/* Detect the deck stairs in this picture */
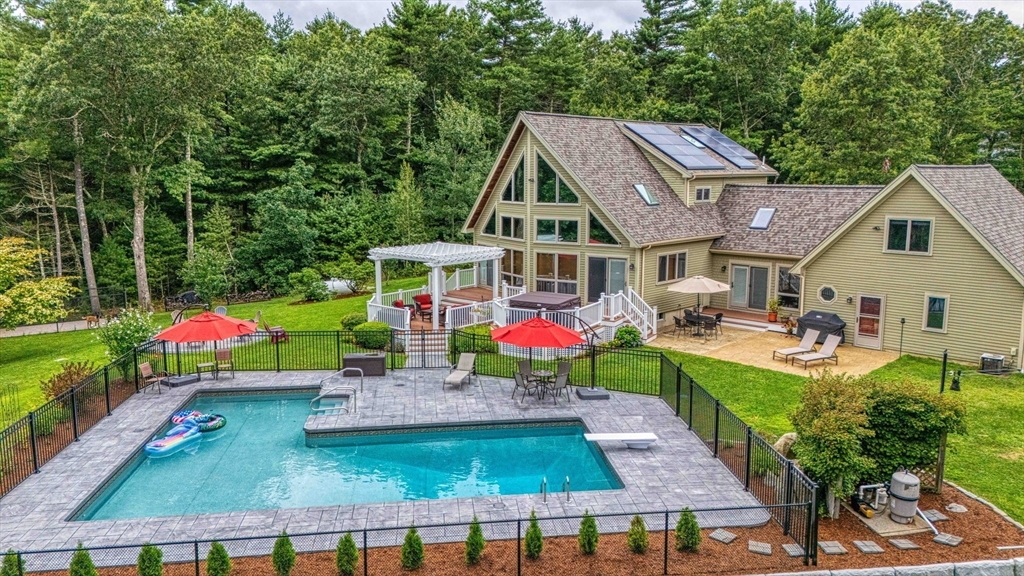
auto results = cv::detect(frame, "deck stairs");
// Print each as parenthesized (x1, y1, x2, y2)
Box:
(401, 330, 450, 368)
(719, 316, 787, 334)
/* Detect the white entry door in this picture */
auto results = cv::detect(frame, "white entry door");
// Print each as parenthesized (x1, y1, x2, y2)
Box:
(855, 295, 884, 349)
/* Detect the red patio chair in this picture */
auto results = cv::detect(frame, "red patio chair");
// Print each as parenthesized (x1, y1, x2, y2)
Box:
(263, 319, 289, 344)
(412, 294, 433, 321)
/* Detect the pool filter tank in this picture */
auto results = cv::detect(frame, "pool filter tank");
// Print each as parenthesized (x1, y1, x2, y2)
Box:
(889, 470, 920, 524)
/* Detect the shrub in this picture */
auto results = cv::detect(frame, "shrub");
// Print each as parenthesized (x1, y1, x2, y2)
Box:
(465, 516, 485, 565)
(136, 543, 162, 576)
(340, 312, 366, 331)
(353, 321, 390, 349)
(675, 508, 700, 552)
(611, 326, 643, 348)
(39, 361, 96, 401)
(206, 542, 231, 576)
(321, 257, 374, 294)
(289, 268, 330, 302)
(577, 510, 598, 555)
(626, 515, 649, 554)
(69, 544, 98, 576)
(335, 533, 359, 576)
(271, 531, 296, 576)
(1, 549, 25, 576)
(33, 402, 71, 436)
(450, 324, 498, 354)
(97, 308, 157, 358)
(524, 510, 543, 560)
(400, 525, 424, 570)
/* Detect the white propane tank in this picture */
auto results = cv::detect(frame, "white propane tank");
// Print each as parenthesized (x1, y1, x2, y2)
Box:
(889, 470, 920, 524)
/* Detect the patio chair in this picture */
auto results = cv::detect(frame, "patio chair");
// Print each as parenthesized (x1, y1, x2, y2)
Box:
(670, 316, 688, 337)
(263, 319, 289, 344)
(683, 309, 700, 332)
(214, 348, 234, 379)
(248, 310, 262, 325)
(773, 329, 820, 362)
(412, 294, 433, 321)
(139, 362, 169, 393)
(792, 334, 841, 369)
(517, 359, 538, 383)
(444, 353, 477, 389)
(714, 313, 724, 335)
(546, 367, 571, 405)
(214, 306, 227, 316)
(702, 317, 718, 341)
(511, 370, 540, 402)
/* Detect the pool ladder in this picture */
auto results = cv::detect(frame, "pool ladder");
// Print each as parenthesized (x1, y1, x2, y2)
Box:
(540, 476, 571, 503)
(320, 367, 364, 392)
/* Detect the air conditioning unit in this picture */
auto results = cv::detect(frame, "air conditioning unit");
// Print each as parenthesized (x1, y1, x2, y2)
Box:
(980, 353, 1005, 374)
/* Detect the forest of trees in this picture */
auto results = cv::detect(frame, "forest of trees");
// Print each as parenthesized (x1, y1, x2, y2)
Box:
(0, 0, 1021, 313)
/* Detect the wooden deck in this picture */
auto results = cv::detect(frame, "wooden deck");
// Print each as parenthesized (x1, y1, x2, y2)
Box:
(407, 286, 496, 330)
(700, 307, 789, 327)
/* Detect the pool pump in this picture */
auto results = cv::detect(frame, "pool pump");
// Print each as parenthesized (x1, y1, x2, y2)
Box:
(851, 482, 889, 518)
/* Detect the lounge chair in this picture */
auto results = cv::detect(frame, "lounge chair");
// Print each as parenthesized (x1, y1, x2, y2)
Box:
(511, 370, 540, 402)
(215, 348, 234, 379)
(792, 334, 841, 369)
(773, 329, 820, 362)
(263, 319, 289, 344)
(584, 433, 659, 449)
(444, 353, 476, 389)
(139, 362, 169, 393)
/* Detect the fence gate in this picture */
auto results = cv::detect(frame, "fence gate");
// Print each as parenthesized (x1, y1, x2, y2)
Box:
(398, 330, 451, 369)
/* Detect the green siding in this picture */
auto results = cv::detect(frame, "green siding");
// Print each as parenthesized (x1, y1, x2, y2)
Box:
(708, 254, 801, 311)
(642, 240, 715, 325)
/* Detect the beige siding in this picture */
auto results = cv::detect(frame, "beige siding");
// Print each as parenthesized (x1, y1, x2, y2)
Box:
(471, 131, 636, 303)
(706, 253, 801, 311)
(691, 175, 773, 205)
(638, 148, 690, 204)
(642, 240, 715, 324)
(801, 178, 1024, 363)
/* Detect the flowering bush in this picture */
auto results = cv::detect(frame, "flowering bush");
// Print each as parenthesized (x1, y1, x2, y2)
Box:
(97, 308, 157, 358)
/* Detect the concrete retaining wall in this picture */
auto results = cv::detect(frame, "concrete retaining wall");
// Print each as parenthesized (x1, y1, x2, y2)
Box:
(763, 559, 1024, 576)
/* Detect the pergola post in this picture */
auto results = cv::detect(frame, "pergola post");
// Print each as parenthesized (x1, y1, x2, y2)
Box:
(492, 258, 500, 299)
(432, 265, 442, 331)
(374, 259, 383, 301)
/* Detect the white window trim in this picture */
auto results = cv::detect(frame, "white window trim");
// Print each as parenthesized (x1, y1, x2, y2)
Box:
(695, 187, 712, 203)
(883, 216, 934, 256)
(776, 266, 801, 310)
(534, 217, 581, 245)
(534, 152, 581, 206)
(817, 284, 837, 304)
(655, 250, 688, 285)
(534, 251, 580, 294)
(480, 208, 497, 237)
(499, 215, 526, 242)
(922, 293, 950, 333)
(500, 154, 527, 204)
(587, 210, 621, 246)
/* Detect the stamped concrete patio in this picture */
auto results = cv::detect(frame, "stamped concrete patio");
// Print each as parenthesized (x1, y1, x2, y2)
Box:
(0, 370, 765, 553)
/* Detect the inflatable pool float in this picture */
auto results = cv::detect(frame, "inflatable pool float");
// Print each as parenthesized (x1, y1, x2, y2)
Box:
(144, 420, 200, 457)
(193, 413, 226, 433)
(170, 410, 202, 425)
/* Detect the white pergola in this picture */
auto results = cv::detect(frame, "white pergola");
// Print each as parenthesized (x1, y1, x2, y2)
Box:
(368, 242, 506, 330)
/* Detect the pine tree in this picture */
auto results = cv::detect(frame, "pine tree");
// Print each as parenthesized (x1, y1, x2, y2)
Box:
(69, 544, 98, 576)
(206, 542, 231, 576)
(400, 525, 424, 570)
(136, 543, 162, 576)
(389, 161, 428, 246)
(335, 533, 359, 576)
(675, 507, 701, 552)
(524, 510, 543, 560)
(577, 510, 598, 555)
(465, 516, 486, 565)
(1, 550, 25, 576)
(626, 515, 649, 554)
(271, 531, 295, 576)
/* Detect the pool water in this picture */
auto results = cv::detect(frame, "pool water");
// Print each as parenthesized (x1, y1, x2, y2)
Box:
(78, 394, 619, 520)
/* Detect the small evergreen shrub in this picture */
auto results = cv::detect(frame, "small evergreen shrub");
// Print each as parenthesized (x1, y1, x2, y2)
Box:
(465, 516, 485, 565)
(206, 542, 231, 576)
(524, 510, 543, 560)
(577, 510, 598, 555)
(400, 525, 424, 570)
(675, 508, 701, 552)
(136, 543, 162, 576)
(626, 515, 649, 554)
(335, 533, 359, 576)
(69, 543, 98, 576)
(271, 531, 296, 576)
(611, 326, 643, 348)
(340, 312, 366, 331)
(353, 321, 391, 349)
(1, 549, 25, 576)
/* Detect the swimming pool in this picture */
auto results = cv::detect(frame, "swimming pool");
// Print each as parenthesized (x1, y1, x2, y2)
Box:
(77, 393, 620, 520)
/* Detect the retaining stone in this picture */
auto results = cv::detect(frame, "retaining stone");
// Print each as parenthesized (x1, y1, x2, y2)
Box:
(953, 560, 1016, 576)
(1014, 558, 1024, 576)
(831, 568, 896, 576)
(765, 571, 830, 576)
(894, 564, 955, 576)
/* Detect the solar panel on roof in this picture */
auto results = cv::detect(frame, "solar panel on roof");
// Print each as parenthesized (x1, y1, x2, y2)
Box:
(680, 126, 759, 170)
(624, 123, 725, 171)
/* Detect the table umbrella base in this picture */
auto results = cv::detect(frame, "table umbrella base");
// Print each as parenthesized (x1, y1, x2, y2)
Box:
(576, 387, 610, 400)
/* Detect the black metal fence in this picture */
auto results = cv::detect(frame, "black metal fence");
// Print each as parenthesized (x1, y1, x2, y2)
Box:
(8, 504, 813, 575)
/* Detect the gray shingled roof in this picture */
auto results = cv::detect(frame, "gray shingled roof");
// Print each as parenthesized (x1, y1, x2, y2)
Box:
(521, 112, 726, 245)
(915, 165, 1024, 278)
(711, 184, 882, 256)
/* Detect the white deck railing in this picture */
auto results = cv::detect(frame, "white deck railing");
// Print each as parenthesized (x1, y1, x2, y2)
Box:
(445, 267, 478, 292)
(502, 282, 526, 299)
(367, 300, 411, 330)
(627, 286, 658, 338)
(378, 286, 427, 307)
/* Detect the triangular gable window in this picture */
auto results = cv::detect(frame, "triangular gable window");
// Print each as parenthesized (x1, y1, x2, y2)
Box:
(588, 212, 619, 245)
(501, 156, 525, 202)
(483, 209, 497, 235)
(536, 153, 578, 204)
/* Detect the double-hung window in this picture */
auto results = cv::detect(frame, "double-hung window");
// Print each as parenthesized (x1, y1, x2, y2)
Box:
(536, 253, 579, 294)
(536, 154, 579, 204)
(657, 252, 686, 283)
(536, 219, 578, 243)
(777, 267, 801, 309)
(695, 187, 711, 202)
(886, 218, 932, 254)
(501, 157, 525, 203)
(500, 216, 524, 240)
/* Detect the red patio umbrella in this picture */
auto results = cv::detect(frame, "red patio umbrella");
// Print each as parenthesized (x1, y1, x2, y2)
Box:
(155, 311, 257, 343)
(491, 317, 586, 348)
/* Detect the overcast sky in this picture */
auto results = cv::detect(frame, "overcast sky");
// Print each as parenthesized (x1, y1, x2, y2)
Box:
(246, 0, 1023, 33)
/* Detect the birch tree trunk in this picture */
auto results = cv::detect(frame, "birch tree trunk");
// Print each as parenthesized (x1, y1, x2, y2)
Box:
(42, 166, 63, 277)
(129, 165, 152, 311)
(73, 117, 102, 315)
(185, 133, 194, 260)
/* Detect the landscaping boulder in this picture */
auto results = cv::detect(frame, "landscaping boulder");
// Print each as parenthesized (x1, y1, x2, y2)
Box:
(773, 432, 798, 458)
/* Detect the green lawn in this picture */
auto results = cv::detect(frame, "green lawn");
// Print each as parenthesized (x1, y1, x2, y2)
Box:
(0, 276, 426, 422)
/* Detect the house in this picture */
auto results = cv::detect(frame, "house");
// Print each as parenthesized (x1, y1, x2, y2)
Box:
(463, 112, 1024, 367)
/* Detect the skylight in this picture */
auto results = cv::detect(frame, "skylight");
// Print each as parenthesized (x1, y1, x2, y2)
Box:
(750, 208, 776, 230)
(634, 184, 659, 206)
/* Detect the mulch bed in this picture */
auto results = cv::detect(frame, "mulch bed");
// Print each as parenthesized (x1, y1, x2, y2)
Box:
(25, 487, 1024, 576)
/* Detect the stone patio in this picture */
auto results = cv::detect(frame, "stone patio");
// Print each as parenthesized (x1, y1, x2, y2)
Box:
(0, 370, 766, 553)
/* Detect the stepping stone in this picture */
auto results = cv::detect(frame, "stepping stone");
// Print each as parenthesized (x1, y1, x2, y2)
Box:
(782, 543, 805, 557)
(854, 540, 885, 554)
(709, 528, 737, 544)
(933, 533, 963, 547)
(818, 541, 848, 555)
(945, 503, 968, 514)
(748, 540, 772, 556)
(922, 509, 949, 522)
(889, 539, 921, 550)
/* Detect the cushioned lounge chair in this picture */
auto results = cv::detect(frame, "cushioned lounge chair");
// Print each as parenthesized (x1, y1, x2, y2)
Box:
(444, 353, 476, 389)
